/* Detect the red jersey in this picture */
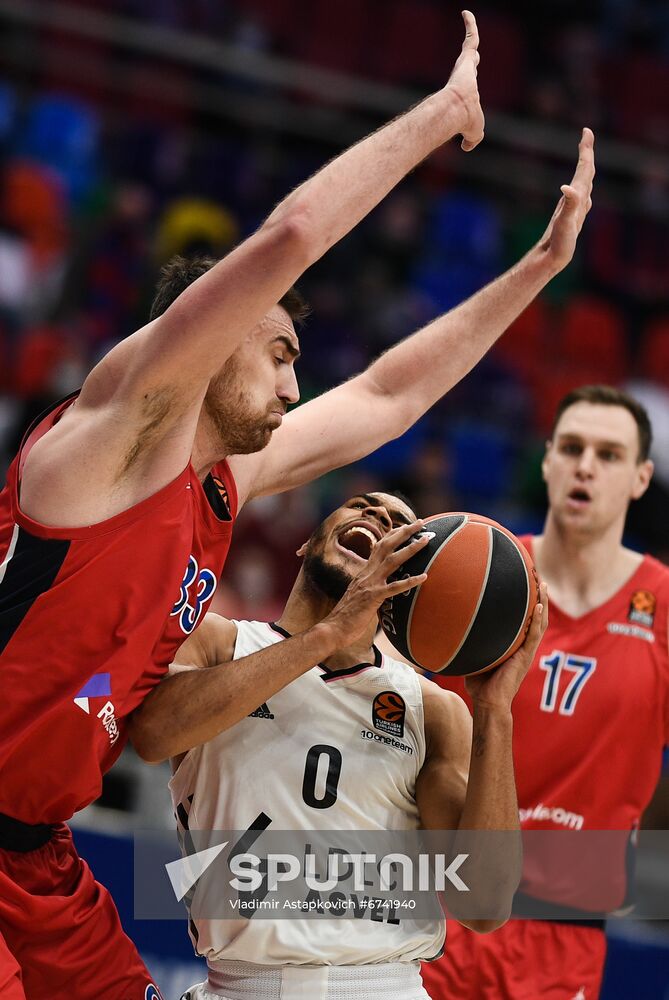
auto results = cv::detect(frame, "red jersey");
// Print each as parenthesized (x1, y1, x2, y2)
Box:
(0, 394, 238, 824)
(434, 536, 669, 910)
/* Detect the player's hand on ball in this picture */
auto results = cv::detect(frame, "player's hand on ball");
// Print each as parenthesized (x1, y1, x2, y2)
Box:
(538, 128, 595, 272)
(464, 582, 548, 710)
(444, 10, 484, 152)
(325, 521, 429, 645)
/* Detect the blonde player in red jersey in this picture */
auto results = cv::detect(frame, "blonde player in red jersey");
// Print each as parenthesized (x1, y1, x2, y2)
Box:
(421, 384, 669, 1000)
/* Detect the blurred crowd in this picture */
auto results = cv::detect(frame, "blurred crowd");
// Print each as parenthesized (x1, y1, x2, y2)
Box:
(1, 0, 669, 633)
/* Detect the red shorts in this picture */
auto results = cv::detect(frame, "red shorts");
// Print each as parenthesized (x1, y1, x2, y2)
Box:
(421, 918, 607, 1000)
(0, 822, 164, 1000)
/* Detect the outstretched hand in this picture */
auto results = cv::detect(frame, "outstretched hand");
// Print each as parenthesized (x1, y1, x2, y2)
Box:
(538, 128, 595, 272)
(325, 521, 429, 647)
(445, 10, 485, 152)
(465, 582, 548, 710)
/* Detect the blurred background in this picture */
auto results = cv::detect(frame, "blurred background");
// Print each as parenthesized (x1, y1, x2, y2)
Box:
(0, 0, 668, 995)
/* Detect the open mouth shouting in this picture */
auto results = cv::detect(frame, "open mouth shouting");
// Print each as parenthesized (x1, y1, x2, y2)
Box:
(566, 487, 592, 510)
(335, 521, 383, 562)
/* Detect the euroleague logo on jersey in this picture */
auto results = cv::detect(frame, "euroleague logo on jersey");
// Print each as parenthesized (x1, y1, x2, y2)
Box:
(628, 589, 656, 629)
(145, 986, 163, 1000)
(372, 690, 406, 738)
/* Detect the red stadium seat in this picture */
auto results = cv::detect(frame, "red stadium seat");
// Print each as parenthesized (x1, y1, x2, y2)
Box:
(37, 0, 113, 105)
(374, 1, 454, 89)
(475, 11, 524, 110)
(0, 321, 9, 391)
(557, 296, 628, 385)
(640, 317, 669, 389)
(533, 370, 603, 436)
(2, 161, 68, 261)
(289, 0, 375, 75)
(606, 54, 669, 144)
(13, 326, 67, 398)
(241, 0, 302, 48)
(493, 298, 552, 385)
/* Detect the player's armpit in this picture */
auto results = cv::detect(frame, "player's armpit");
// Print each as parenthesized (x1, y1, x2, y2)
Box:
(176, 612, 239, 669)
(128, 620, 340, 763)
(128, 614, 238, 759)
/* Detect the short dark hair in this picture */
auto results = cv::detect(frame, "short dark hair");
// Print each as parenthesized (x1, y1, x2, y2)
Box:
(149, 254, 310, 324)
(387, 489, 420, 519)
(552, 385, 652, 462)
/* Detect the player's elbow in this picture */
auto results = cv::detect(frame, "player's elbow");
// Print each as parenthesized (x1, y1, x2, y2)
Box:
(127, 716, 169, 765)
(363, 368, 422, 439)
(134, 744, 167, 766)
(262, 205, 314, 269)
(457, 914, 510, 934)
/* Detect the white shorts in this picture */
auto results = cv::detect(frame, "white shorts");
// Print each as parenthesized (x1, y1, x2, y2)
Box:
(180, 960, 431, 1000)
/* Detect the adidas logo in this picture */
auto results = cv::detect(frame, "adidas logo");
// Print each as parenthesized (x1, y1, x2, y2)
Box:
(249, 702, 274, 720)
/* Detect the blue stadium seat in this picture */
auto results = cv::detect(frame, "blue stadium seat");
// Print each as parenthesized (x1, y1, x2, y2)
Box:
(359, 422, 427, 476)
(0, 81, 16, 143)
(412, 192, 501, 312)
(449, 422, 515, 504)
(17, 95, 99, 202)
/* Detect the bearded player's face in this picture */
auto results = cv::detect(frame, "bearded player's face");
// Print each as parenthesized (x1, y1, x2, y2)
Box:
(299, 493, 418, 601)
(205, 305, 300, 454)
(542, 402, 653, 537)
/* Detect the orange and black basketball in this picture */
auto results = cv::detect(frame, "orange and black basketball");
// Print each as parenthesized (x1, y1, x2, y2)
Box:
(381, 512, 538, 676)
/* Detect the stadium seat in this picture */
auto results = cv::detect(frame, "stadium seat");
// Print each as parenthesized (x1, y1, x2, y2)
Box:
(449, 422, 515, 503)
(241, 0, 302, 48)
(13, 325, 68, 398)
(557, 296, 628, 385)
(640, 317, 669, 389)
(533, 370, 604, 436)
(475, 11, 524, 109)
(2, 161, 68, 262)
(17, 95, 99, 202)
(290, 0, 374, 76)
(0, 320, 9, 390)
(359, 421, 427, 476)
(37, 24, 112, 107)
(374, 0, 453, 89)
(493, 298, 552, 386)
(412, 191, 500, 312)
(0, 82, 16, 144)
(605, 53, 669, 144)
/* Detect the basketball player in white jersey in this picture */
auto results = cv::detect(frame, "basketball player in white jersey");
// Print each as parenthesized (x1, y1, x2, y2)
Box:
(130, 493, 547, 1000)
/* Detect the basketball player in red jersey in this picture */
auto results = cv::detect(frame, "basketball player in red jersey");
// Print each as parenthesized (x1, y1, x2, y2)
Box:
(0, 10, 595, 995)
(421, 385, 668, 1000)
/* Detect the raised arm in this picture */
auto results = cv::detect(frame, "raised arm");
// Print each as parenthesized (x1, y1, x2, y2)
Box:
(22, 13, 484, 522)
(99, 9, 484, 407)
(415, 588, 548, 932)
(233, 131, 595, 504)
(129, 520, 429, 762)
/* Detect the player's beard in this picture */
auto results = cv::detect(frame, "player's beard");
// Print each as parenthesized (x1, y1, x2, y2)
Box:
(205, 360, 274, 455)
(303, 527, 352, 602)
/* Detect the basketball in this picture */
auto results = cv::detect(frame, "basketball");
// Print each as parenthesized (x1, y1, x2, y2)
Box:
(381, 512, 538, 676)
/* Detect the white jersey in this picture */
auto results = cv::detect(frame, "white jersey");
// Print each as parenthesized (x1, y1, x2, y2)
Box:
(169, 619, 445, 967)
